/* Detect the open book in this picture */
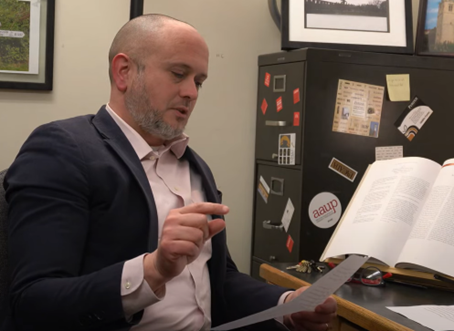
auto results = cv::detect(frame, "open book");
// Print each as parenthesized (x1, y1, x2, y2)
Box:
(321, 157, 454, 278)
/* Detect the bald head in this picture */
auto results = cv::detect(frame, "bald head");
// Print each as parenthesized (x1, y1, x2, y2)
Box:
(108, 14, 194, 83)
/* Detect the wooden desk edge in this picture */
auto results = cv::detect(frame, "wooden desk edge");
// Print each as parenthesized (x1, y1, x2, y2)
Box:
(260, 264, 413, 331)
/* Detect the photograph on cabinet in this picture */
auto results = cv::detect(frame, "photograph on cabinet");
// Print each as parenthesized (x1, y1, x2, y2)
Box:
(416, 0, 454, 56)
(305, 0, 390, 33)
(281, 0, 413, 53)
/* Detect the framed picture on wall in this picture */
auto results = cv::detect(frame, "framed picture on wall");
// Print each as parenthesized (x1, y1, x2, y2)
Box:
(281, 0, 414, 54)
(416, 0, 454, 56)
(0, 0, 55, 91)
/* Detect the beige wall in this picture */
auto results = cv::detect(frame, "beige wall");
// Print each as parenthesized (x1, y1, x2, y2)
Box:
(0, 0, 422, 274)
(0, 0, 129, 168)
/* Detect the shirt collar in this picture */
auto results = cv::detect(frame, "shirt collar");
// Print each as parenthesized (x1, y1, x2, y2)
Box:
(105, 103, 189, 160)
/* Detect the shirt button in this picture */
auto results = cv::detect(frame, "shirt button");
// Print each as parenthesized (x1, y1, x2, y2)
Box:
(125, 281, 131, 289)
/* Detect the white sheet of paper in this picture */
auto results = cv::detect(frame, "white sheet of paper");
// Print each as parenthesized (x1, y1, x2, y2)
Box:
(387, 305, 454, 331)
(281, 198, 295, 232)
(211, 255, 369, 331)
(375, 146, 403, 161)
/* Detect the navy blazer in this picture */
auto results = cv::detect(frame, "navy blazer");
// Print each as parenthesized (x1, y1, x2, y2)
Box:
(4, 107, 288, 331)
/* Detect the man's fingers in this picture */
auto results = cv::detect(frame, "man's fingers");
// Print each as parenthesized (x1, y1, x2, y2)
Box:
(176, 213, 210, 240)
(179, 202, 229, 216)
(315, 297, 337, 314)
(208, 219, 226, 239)
(160, 240, 200, 259)
(161, 226, 205, 246)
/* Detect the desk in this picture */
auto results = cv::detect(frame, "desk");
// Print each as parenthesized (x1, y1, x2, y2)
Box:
(260, 263, 454, 331)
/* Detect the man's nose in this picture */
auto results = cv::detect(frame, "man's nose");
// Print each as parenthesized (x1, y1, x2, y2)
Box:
(180, 80, 199, 100)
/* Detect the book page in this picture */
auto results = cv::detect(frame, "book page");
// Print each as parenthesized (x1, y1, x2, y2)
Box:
(387, 305, 454, 331)
(322, 157, 440, 266)
(397, 159, 454, 277)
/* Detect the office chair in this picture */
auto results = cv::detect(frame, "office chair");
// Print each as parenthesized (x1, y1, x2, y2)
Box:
(0, 169, 12, 329)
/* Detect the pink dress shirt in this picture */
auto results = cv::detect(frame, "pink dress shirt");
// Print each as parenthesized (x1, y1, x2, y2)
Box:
(105, 104, 291, 331)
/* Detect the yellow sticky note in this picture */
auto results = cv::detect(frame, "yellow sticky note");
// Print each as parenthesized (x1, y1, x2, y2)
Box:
(386, 74, 410, 102)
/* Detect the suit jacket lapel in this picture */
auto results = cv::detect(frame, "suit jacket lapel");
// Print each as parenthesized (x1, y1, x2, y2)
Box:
(92, 106, 159, 251)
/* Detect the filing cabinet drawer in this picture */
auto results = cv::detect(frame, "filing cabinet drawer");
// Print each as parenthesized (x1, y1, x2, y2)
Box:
(255, 62, 304, 164)
(253, 164, 301, 263)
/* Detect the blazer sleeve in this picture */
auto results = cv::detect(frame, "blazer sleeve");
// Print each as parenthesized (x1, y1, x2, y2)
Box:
(5, 123, 141, 331)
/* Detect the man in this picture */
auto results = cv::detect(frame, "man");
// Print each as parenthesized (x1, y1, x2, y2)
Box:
(4, 14, 336, 331)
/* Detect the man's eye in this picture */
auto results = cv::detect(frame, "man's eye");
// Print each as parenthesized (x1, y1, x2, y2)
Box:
(196, 82, 203, 89)
(172, 72, 184, 79)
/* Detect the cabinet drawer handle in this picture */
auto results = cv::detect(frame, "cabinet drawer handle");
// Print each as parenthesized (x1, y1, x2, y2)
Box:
(265, 120, 287, 127)
(270, 177, 284, 196)
(263, 220, 284, 231)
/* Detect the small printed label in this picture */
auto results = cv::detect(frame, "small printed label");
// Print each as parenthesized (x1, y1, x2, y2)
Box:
(293, 112, 300, 126)
(286, 235, 294, 253)
(328, 157, 358, 182)
(375, 146, 403, 161)
(257, 176, 270, 203)
(276, 96, 283, 112)
(293, 88, 300, 104)
(260, 176, 270, 194)
(261, 99, 268, 115)
(309, 192, 342, 229)
(278, 133, 296, 165)
(395, 96, 433, 142)
(280, 198, 295, 232)
(264, 72, 271, 87)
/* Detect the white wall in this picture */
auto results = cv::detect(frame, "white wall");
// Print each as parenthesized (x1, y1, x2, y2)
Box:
(0, 0, 423, 274)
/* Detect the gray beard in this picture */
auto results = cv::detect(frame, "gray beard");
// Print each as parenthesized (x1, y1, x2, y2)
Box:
(125, 75, 185, 141)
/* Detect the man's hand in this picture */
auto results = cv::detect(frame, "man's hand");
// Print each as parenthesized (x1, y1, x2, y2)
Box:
(283, 286, 337, 331)
(143, 203, 228, 293)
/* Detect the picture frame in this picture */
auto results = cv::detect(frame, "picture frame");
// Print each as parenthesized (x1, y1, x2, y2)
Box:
(416, 0, 454, 57)
(130, 0, 144, 20)
(0, 0, 55, 91)
(281, 0, 413, 54)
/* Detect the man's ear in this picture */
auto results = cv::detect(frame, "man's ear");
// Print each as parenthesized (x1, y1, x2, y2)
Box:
(111, 53, 132, 92)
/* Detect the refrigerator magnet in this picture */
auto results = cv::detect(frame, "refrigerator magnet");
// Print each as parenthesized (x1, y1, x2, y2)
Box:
(280, 198, 295, 232)
(309, 192, 342, 229)
(257, 176, 270, 203)
(261, 98, 268, 115)
(276, 96, 283, 112)
(293, 112, 300, 126)
(293, 88, 300, 104)
(286, 235, 294, 253)
(278, 133, 296, 165)
(375, 146, 403, 161)
(264, 72, 271, 87)
(328, 157, 358, 182)
(395, 96, 433, 142)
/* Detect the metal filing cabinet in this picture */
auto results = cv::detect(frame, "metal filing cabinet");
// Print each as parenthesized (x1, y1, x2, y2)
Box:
(250, 48, 454, 281)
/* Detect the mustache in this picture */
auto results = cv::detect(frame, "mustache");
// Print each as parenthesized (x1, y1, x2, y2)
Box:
(170, 101, 191, 109)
